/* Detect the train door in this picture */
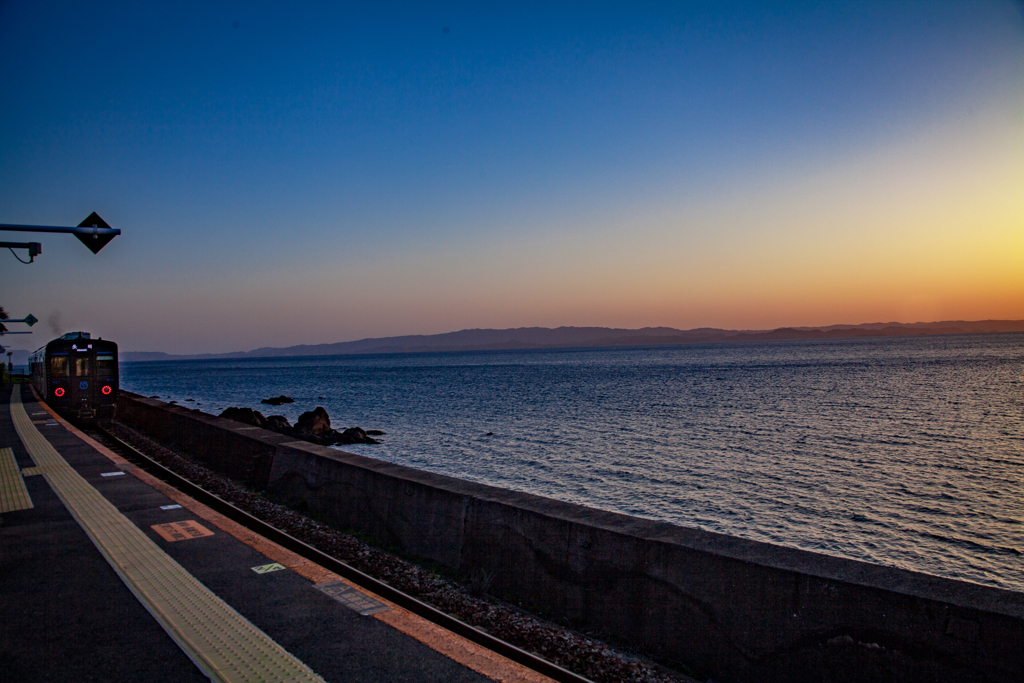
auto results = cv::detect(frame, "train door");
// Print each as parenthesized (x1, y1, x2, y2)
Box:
(70, 346, 96, 418)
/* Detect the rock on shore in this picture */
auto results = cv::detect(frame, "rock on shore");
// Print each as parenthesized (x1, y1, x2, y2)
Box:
(218, 406, 379, 446)
(261, 395, 295, 406)
(218, 407, 265, 426)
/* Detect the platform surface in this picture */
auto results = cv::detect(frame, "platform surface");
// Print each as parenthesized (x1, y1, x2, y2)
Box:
(1, 384, 546, 683)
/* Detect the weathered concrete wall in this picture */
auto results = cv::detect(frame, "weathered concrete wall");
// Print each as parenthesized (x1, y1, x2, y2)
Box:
(118, 391, 282, 488)
(119, 392, 1024, 682)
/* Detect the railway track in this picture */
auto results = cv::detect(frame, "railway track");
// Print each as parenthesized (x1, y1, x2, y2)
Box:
(89, 424, 595, 683)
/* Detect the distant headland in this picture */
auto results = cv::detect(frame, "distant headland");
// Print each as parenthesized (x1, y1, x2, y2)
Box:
(120, 319, 1024, 362)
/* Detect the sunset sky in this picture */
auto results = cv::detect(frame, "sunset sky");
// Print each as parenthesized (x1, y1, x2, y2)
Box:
(2, 1, 1022, 355)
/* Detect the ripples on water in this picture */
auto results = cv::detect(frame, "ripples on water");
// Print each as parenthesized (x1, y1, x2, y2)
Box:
(121, 334, 1024, 591)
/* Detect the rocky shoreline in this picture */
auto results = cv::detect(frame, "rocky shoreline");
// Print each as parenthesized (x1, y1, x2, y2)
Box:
(219, 404, 381, 447)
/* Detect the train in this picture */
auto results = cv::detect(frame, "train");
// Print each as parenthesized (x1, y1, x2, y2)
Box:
(29, 332, 118, 421)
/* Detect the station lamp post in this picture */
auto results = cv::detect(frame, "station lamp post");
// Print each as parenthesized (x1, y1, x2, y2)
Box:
(1, 211, 120, 263)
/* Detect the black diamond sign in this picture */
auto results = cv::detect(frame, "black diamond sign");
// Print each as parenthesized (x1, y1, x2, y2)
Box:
(76, 212, 117, 254)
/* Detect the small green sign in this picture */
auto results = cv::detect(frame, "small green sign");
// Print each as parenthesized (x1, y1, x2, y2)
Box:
(24, 314, 37, 327)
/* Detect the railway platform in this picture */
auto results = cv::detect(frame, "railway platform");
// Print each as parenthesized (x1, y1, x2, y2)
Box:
(0, 384, 550, 683)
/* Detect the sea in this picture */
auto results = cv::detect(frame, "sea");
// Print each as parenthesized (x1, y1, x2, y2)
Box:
(120, 333, 1024, 592)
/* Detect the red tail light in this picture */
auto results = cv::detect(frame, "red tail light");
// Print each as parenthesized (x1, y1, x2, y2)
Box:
(102, 385, 112, 395)
(54, 387, 65, 397)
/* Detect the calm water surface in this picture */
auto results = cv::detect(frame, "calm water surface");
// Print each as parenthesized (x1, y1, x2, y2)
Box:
(121, 335, 1024, 591)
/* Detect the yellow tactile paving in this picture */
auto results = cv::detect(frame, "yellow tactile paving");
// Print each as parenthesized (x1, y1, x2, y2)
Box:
(9, 387, 325, 683)
(1, 446, 34, 512)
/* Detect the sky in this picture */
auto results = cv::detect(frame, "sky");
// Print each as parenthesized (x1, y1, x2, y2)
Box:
(1, 1, 1022, 355)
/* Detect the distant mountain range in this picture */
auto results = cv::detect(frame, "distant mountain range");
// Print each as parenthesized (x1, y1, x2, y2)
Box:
(116, 319, 1024, 363)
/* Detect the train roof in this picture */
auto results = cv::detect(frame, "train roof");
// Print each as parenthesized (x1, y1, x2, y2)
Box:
(31, 333, 118, 357)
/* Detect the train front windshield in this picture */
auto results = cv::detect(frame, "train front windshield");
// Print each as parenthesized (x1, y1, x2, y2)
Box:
(49, 355, 69, 377)
(96, 353, 115, 377)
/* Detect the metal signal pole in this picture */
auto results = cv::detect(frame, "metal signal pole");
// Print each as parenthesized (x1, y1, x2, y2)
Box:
(1, 212, 121, 262)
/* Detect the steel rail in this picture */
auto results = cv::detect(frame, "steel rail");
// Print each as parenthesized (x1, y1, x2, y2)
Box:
(92, 425, 594, 683)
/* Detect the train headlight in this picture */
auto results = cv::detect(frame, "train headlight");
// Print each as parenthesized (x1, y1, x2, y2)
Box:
(102, 385, 112, 395)
(54, 387, 65, 397)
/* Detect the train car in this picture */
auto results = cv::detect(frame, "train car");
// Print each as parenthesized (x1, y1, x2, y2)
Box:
(29, 332, 118, 421)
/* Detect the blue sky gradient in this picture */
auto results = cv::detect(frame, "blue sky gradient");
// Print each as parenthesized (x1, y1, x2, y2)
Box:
(2, 1, 1022, 353)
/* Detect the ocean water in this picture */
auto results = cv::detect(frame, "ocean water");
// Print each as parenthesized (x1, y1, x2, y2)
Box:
(120, 334, 1024, 592)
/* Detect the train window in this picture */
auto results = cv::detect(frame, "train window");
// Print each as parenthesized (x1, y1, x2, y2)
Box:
(75, 357, 91, 377)
(49, 356, 69, 377)
(96, 354, 116, 376)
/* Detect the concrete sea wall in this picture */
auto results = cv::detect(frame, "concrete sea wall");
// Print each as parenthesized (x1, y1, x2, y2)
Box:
(118, 392, 1023, 682)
